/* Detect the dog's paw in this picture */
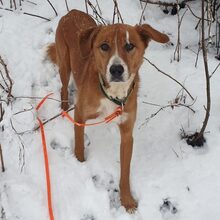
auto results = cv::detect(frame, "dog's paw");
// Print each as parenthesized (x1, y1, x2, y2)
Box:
(121, 195, 138, 214)
(160, 198, 178, 219)
(92, 174, 121, 209)
(75, 153, 85, 162)
(50, 138, 70, 152)
(81, 214, 95, 220)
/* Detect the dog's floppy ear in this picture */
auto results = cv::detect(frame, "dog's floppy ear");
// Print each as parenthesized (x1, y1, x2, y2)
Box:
(136, 24, 169, 47)
(79, 26, 101, 58)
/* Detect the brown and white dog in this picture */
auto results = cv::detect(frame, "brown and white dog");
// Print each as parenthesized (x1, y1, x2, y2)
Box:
(47, 9, 169, 213)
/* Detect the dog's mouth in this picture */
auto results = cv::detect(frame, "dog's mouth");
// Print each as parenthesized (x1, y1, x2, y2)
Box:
(99, 73, 135, 101)
(110, 76, 124, 82)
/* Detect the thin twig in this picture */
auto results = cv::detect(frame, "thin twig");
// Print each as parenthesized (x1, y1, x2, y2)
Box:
(0, 70, 9, 90)
(65, 0, 69, 12)
(140, 0, 194, 7)
(195, 45, 201, 67)
(112, 0, 124, 24)
(13, 106, 34, 116)
(95, 0, 102, 15)
(85, 0, 89, 14)
(26, 1, 37, 6)
(139, 1, 148, 25)
(0, 56, 13, 101)
(0, 144, 5, 172)
(174, 7, 188, 61)
(186, 3, 211, 22)
(34, 106, 75, 131)
(0, 103, 5, 122)
(196, 0, 211, 139)
(87, 0, 106, 25)
(0, 7, 51, 21)
(9, 106, 74, 135)
(10, 119, 26, 172)
(144, 57, 194, 100)
(209, 62, 220, 78)
(23, 12, 51, 21)
(139, 101, 194, 129)
(140, 91, 195, 128)
(143, 100, 195, 113)
(13, 0, 16, 10)
(46, 0, 58, 16)
(14, 95, 66, 103)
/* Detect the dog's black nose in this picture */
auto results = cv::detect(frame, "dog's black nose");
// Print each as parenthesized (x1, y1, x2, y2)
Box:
(110, 64, 124, 78)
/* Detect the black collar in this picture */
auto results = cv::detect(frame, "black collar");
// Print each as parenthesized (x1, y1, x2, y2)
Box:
(99, 74, 135, 106)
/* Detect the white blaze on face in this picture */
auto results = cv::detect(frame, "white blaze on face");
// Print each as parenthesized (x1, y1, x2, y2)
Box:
(106, 31, 135, 99)
(106, 30, 129, 83)
(126, 30, 130, 44)
(104, 30, 135, 99)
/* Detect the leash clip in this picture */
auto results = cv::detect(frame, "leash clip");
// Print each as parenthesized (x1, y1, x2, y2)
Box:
(121, 102, 124, 111)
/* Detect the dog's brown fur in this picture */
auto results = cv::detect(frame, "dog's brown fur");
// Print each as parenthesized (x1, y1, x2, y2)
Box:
(47, 9, 169, 213)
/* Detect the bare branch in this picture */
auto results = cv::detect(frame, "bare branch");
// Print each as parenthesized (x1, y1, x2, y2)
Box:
(0, 103, 5, 122)
(14, 95, 65, 103)
(112, 0, 124, 24)
(0, 144, 5, 172)
(46, 0, 58, 16)
(13, 0, 16, 10)
(85, 0, 89, 14)
(140, 90, 196, 129)
(10, 118, 26, 172)
(11, 106, 75, 135)
(0, 56, 13, 101)
(185, 0, 211, 147)
(144, 57, 194, 100)
(34, 106, 75, 131)
(209, 62, 220, 78)
(140, 0, 195, 7)
(139, 1, 148, 25)
(86, 0, 106, 25)
(196, 0, 211, 138)
(0, 7, 51, 21)
(174, 5, 188, 61)
(139, 100, 195, 129)
(23, 12, 51, 21)
(186, 3, 211, 22)
(65, 0, 69, 12)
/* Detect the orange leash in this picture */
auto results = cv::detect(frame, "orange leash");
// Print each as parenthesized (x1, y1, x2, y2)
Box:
(61, 106, 122, 126)
(36, 93, 123, 220)
(36, 93, 55, 220)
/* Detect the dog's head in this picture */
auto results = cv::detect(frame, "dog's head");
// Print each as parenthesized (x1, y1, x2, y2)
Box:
(80, 24, 169, 99)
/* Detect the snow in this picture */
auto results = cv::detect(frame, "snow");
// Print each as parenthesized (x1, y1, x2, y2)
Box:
(0, 1, 220, 220)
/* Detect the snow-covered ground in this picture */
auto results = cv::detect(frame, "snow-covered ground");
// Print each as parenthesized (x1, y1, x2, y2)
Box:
(0, 1, 220, 220)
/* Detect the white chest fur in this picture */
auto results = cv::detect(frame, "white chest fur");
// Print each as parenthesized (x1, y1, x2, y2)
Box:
(97, 98, 128, 124)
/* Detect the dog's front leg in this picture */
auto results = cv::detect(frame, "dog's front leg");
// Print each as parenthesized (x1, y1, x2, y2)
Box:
(74, 108, 85, 162)
(119, 117, 137, 213)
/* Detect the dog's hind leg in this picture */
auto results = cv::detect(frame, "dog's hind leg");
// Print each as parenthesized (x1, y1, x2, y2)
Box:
(59, 64, 71, 110)
(57, 45, 71, 111)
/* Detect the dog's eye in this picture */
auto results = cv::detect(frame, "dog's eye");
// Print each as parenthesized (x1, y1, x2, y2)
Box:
(125, 43, 135, 52)
(100, 43, 110, 51)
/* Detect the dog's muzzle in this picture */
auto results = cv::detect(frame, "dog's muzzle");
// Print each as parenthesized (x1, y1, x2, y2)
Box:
(110, 64, 124, 82)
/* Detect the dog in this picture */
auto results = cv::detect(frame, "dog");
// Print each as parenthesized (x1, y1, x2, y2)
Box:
(47, 9, 169, 213)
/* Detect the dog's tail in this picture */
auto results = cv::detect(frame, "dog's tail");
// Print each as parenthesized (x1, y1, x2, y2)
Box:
(47, 43, 57, 64)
